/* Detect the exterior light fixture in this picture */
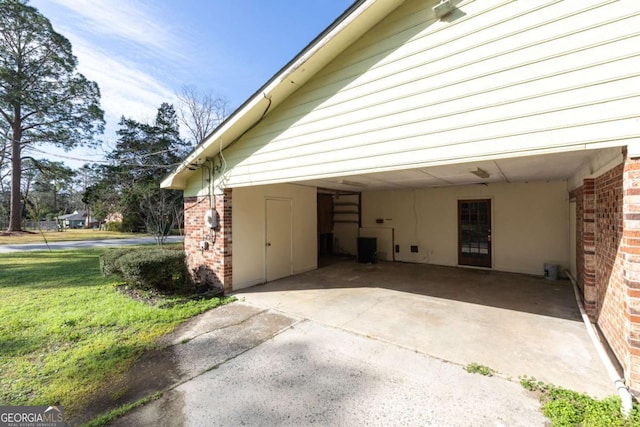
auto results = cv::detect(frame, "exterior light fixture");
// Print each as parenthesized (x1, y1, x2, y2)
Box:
(433, 0, 454, 19)
(470, 168, 490, 179)
(338, 179, 367, 188)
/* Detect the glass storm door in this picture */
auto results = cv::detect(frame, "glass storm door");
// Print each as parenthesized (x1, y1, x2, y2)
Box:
(458, 199, 492, 268)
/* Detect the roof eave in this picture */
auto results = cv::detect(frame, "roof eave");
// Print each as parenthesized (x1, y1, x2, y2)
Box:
(162, 0, 406, 190)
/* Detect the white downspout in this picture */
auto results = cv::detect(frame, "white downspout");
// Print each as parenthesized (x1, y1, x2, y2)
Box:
(565, 270, 634, 416)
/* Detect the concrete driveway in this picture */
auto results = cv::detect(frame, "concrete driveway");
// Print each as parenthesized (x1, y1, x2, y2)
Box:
(237, 259, 613, 398)
(112, 303, 546, 427)
(109, 259, 614, 426)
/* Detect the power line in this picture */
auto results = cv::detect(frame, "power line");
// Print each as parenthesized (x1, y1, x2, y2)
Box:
(27, 146, 111, 164)
(1, 132, 187, 169)
(25, 146, 183, 169)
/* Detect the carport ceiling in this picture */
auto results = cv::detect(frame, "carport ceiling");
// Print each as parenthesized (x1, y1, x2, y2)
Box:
(298, 147, 621, 192)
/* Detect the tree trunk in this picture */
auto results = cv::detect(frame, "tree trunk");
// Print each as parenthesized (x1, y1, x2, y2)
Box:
(8, 129, 22, 231)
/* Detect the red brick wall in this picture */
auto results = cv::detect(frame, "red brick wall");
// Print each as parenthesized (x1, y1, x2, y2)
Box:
(583, 179, 597, 317)
(572, 179, 597, 318)
(570, 187, 584, 293)
(622, 157, 640, 394)
(572, 156, 640, 395)
(594, 164, 627, 372)
(183, 189, 232, 294)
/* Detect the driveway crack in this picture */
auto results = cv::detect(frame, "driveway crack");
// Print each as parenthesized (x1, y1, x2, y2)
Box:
(167, 317, 304, 391)
(338, 296, 387, 328)
(167, 306, 270, 347)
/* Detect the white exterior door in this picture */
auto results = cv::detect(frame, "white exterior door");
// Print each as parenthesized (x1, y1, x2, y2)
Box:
(265, 199, 292, 282)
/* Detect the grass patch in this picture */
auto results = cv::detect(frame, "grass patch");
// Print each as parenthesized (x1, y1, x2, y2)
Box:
(0, 229, 145, 245)
(0, 248, 234, 418)
(81, 392, 162, 427)
(464, 362, 495, 376)
(519, 375, 640, 426)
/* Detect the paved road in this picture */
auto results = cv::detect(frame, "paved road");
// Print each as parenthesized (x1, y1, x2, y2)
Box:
(0, 235, 183, 253)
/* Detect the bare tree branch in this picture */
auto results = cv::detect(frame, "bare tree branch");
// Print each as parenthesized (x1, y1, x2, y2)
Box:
(176, 85, 229, 146)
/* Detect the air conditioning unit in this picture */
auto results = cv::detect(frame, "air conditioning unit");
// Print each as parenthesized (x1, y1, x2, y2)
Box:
(433, 0, 454, 19)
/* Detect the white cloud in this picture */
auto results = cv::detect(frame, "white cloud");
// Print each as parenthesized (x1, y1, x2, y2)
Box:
(73, 40, 175, 120)
(25, 0, 222, 167)
(45, 0, 185, 60)
(30, 1, 183, 128)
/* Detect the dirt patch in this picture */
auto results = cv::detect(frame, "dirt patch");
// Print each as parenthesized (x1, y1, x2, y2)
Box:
(68, 345, 183, 426)
(114, 284, 167, 306)
(114, 284, 224, 307)
(0, 230, 36, 237)
(69, 304, 293, 426)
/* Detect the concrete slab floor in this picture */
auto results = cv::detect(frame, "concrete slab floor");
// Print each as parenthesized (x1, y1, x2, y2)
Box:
(235, 259, 614, 398)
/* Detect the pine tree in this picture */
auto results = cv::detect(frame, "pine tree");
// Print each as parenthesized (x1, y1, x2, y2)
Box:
(0, 0, 104, 231)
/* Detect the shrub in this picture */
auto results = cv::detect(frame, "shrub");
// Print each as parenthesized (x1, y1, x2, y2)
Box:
(99, 248, 135, 276)
(519, 376, 640, 426)
(104, 221, 124, 232)
(118, 249, 193, 293)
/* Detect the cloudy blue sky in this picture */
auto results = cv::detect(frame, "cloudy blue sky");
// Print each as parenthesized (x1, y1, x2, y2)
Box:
(28, 0, 353, 167)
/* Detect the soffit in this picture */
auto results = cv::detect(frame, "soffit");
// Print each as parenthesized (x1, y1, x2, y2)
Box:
(297, 147, 622, 192)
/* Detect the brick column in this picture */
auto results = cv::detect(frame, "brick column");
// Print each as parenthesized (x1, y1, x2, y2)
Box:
(583, 178, 597, 319)
(218, 189, 233, 293)
(623, 157, 640, 394)
(183, 189, 233, 294)
(569, 188, 585, 293)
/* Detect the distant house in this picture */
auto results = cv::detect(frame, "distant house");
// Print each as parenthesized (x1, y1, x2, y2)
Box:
(163, 0, 640, 394)
(57, 210, 88, 229)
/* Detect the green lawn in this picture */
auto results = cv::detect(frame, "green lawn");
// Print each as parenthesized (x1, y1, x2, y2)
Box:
(0, 248, 232, 417)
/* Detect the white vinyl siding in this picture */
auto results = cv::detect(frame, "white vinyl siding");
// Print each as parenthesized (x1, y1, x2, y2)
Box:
(219, 0, 640, 188)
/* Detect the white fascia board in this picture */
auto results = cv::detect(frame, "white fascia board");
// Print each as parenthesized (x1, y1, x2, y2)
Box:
(627, 141, 640, 158)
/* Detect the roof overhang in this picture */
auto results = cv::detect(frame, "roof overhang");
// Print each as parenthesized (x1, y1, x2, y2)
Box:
(161, 0, 407, 189)
(294, 146, 625, 192)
